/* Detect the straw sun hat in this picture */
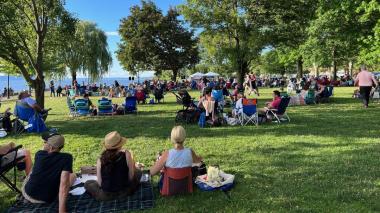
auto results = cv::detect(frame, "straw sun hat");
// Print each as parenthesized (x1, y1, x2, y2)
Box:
(103, 131, 127, 150)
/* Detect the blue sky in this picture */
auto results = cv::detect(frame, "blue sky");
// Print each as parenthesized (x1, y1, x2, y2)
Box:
(65, 0, 184, 77)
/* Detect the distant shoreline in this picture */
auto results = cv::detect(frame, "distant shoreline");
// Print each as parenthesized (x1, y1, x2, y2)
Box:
(0, 76, 153, 92)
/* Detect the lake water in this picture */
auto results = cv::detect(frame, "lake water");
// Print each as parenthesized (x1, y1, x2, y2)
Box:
(0, 76, 153, 92)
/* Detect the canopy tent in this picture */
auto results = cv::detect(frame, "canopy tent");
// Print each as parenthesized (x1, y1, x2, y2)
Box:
(189, 72, 205, 80)
(204, 72, 220, 77)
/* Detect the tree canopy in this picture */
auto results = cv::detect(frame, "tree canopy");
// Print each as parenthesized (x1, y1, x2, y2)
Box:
(0, 0, 76, 107)
(117, 1, 199, 81)
(62, 21, 112, 83)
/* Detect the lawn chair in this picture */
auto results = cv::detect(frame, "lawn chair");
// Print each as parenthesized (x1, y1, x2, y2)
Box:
(74, 99, 90, 116)
(237, 98, 258, 126)
(267, 97, 291, 124)
(160, 167, 193, 196)
(136, 90, 146, 104)
(97, 98, 113, 116)
(13, 101, 45, 134)
(304, 89, 316, 105)
(66, 97, 77, 117)
(0, 145, 25, 194)
(212, 89, 224, 112)
(124, 96, 137, 114)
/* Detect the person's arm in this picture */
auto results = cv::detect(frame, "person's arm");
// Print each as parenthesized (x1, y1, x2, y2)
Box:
(372, 75, 378, 87)
(191, 149, 202, 163)
(354, 74, 359, 86)
(96, 159, 102, 186)
(58, 171, 70, 213)
(150, 151, 168, 176)
(31, 104, 44, 113)
(125, 150, 135, 182)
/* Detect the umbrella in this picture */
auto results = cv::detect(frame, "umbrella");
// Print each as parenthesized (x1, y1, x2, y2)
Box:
(190, 72, 205, 79)
(205, 72, 220, 77)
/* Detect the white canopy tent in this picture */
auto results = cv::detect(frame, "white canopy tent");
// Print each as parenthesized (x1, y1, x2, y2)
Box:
(205, 72, 220, 77)
(189, 72, 205, 80)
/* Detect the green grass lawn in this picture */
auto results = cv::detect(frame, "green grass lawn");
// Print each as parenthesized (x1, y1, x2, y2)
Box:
(1, 87, 380, 212)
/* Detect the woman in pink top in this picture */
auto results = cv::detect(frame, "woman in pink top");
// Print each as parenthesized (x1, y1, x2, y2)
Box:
(354, 65, 378, 108)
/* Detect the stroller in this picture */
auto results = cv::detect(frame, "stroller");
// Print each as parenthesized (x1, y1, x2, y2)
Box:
(173, 90, 195, 110)
(371, 86, 380, 102)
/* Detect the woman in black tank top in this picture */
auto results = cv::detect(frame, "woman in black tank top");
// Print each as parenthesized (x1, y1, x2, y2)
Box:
(84, 131, 141, 201)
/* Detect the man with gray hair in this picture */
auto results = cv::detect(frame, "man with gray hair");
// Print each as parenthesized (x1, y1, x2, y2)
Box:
(22, 133, 76, 213)
(355, 65, 378, 108)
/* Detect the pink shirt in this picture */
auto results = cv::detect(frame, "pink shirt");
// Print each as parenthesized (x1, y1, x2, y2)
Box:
(355, 71, 377, 87)
(270, 97, 282, 109)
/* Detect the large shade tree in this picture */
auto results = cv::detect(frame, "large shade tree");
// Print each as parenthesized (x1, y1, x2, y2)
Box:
(0, 0, 75, 107)
(62, 21, 112, 83)
(117, 1, 199, 81)
(180, 0, 269, 85)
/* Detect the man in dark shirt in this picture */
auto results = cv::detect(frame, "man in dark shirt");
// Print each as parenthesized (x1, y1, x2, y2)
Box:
(22, 133, 76, 213)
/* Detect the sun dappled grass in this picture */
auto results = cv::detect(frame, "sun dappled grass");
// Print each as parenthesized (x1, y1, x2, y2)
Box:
(1, 87, 380, 212)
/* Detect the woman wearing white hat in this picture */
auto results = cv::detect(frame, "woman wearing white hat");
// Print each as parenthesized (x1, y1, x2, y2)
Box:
(84, 131, 140, 201)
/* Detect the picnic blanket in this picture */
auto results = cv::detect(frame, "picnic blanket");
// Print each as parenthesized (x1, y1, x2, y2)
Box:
(7, 182, 154, 213)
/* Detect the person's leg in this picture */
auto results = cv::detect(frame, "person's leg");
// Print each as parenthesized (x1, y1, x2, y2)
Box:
(359, 86, 367, 106)
(364, 86, 371, 107)
(69, 173, 77, 186)
(23, 150, 32, 176)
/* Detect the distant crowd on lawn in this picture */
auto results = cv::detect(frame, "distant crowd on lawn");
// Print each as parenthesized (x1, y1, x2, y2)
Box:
(0, 126, 202, 212)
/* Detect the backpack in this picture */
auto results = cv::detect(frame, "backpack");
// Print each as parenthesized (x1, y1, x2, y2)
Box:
(1, 113, 12, 132)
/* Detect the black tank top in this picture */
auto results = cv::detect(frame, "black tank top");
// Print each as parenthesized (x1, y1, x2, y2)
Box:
(101, 152, 130, 192)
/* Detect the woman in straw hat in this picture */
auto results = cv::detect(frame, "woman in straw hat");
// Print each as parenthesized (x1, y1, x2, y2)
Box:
(150, 126, 202, 183)
(84, 131, 141, 201)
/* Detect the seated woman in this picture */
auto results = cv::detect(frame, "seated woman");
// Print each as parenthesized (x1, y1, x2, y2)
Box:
(84, 131, 141, 201)
(258, 90, 282, 121)
(150, 126, 202, 189)
(0, 142, 32, 176)
(83, 94, 97, 115)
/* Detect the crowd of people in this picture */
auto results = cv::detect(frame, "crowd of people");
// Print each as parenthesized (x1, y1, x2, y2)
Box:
(0, 126, 201, 212)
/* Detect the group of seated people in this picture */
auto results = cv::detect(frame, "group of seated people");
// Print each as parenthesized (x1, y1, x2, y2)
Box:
(1, 126, 200, 212)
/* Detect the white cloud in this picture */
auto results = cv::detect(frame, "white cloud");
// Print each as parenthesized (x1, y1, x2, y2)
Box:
(105, 31, 119, 36)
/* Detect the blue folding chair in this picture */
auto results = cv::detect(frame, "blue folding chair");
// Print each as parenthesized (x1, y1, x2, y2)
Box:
(14, 101, 47, 133)
(124, 96, 137, 114)
(237, 98, 258, 126)
(212, 89, 224, 112)
(98, 98, 113, 116)
(74, 99, 90, 116)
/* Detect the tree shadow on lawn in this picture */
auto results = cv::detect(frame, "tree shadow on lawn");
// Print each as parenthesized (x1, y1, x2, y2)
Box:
(44, 106, 380, 143)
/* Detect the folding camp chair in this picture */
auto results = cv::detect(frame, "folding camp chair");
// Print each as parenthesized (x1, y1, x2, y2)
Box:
(13, 101, 36, 134)
(66, 97, 77, 117)
(267, 97, 291, 124)
(304, 89, 316, 105)
(212, 89, 224, 112)
(74, 99, 90, 116)
(0, 145, 25, 194)
(97, 98, 113, 116)
(237, 98, 258, 126)
(160, 167, 193, 196)
(124, 96, 137, 114)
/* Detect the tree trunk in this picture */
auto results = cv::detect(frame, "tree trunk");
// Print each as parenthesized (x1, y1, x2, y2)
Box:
(237, 60, 249, 86)
(332, 48, 337, 80)
(348, 61, 353, 77)
(313, 63, 319, 76)
(296, 56, 303, 78)
(33, 78, 45, 108)
(72, 71, 77, 85)
(172, 69, 178, 82)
